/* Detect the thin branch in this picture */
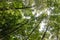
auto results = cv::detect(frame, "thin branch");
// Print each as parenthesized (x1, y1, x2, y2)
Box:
(25, 15, 48, 40)
(0, 20, 28, 39)
(25, 23, 40, 40)
(41, 26, 48, 40)
(0, 6, 35, 10)
(25, 20, 42, 40)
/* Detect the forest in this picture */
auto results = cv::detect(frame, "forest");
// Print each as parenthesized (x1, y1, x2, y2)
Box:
(0, 0, 60, 40)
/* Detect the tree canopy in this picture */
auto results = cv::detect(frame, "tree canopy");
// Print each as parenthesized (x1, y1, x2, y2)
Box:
(0, 0, 60, 40)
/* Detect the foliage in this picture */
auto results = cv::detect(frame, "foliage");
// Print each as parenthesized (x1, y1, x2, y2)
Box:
(0, 0, 60, 40)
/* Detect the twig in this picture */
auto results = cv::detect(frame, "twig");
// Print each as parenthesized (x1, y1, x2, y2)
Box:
(41, 26, 48, 40)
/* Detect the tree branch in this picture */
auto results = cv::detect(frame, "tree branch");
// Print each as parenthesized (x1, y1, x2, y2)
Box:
(0, 6, 35, 10)
(25, 20, 42, 40)
(41, 26, 48, 40)
(0, 20, 28, 39)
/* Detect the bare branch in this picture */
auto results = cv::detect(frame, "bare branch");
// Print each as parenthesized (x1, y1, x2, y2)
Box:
(0, 6, 35, 10)
(41, 26, 48, 40)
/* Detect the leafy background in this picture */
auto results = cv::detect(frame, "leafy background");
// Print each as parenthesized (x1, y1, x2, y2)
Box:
(0, 0, 60, 40)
